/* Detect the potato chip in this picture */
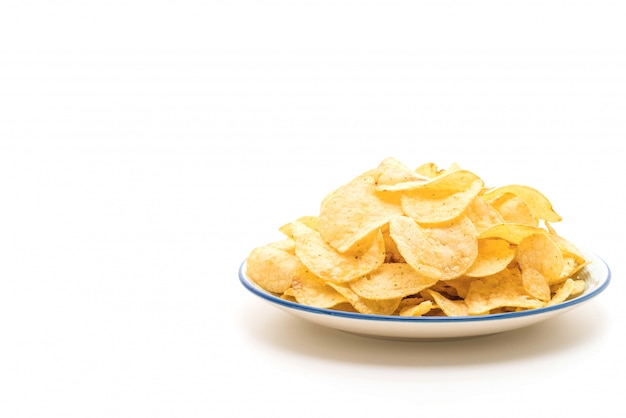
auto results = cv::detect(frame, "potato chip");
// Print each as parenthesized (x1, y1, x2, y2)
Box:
(465, 196, 505, 234)
(318, 168, 403, 253)
(291, 221, 385, 283)
(482, 184, 562, 222)
(545, 224, 586, 265)
(398, 300, 435, 317)
(423, 289, 470, 317)
(517, 233, 564, 287)
(291, 269, 348, 309)
(327, 282, 402, 315)
(547, 278, 586, 307)
(376, 157, 429, 188)
(488, 193, 538, 227)
(349, 263, 438, 300)
(279, 215, 319, 237)
(479, 223, 547, 244)
(389, 215, 478, 281)
(464, 238, 515, 277)
(400, 170, 484, 224)
(246, 245, 301, 294)
(465, 267, 545, 314)
(519, 267, 551, 302)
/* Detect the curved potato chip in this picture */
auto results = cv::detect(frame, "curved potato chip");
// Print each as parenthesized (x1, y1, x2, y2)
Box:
(517, 233, 564, 301)
(292, 221, 385, 283)
(398, 300, 435, 317)
(279, 216, 319, 237)
(350, 263, 438, 300)
(327, 282, 402, 315)
(464, 238, 515, 277)
(479, 223, 547, 244)
(488, 193, 538, 227)
(465, 196, 505, 234)
(400, 170, 484, 224)
(520, 267, 551, 302)
(246, 245, 302, 294)
(423, 289, 470, 317)
(547, 278, 586, 307)
(546, 227, 586, 265)
(318, 169, 403, 253)
(482, 184, 562, 222)
(389, 215, 478, 281)
(465, 238, 515, 277)
(291, 270, 348, 309)
(376, 157, 429, 188)
(465, 267, 545, 314)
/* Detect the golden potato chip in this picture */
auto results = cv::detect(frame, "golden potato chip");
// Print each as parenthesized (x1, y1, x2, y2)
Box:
(292, 221, 385, 283)
(246, 245, 301, 294)
(423, 289, 470, 317)
(376, 157, 429, 188)
(465, 196, 505, 234)
(464, 238, 516, 277)
(482, 184, 562, 222)
(561, 259, 590, 281)
(318, 168, 403, 253)
(488, 193, 538, 227)
(545, 225, 586, 265)
(291, 269, 348, 309)
(327, 282, 402, 315)
(279, 288, 298, 303)
(279, 215, 319, 237)
(398, 300, 435, 317)
(479, 223, 547, 244)
(517, 233, 564, 287)
(389, 215, 478, 281)
(465, 267, 545, 314)
(519, 267, 551, 302)
(400, 170, 484, 224)
(349, 263, 438, 300)
(547, 278, 586, 307)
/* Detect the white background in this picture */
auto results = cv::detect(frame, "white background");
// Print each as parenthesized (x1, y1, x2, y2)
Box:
(1, 1, 624, 417)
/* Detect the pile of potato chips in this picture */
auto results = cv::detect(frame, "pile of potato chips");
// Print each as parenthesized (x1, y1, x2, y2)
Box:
(245, 158, 589, 317)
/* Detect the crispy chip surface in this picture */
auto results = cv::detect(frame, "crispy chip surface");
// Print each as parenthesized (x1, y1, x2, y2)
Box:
(465, 267, 545, 314)
(464, 238, 515, 277)
(292, 221, 385, 283)
(482, 184, 562, 222)
(350, 263, 438, 300)
(246, 245, 301, 294)
(389, 215, 478, 281)
(400, 170, 483, 224)
(318, 169, 403, 253)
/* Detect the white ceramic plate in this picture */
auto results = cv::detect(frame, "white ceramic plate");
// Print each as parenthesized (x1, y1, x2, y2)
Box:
(238, 250, 610, 340)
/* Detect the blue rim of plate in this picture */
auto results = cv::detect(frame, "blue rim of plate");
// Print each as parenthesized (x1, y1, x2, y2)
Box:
(238, 251, 610, 323)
